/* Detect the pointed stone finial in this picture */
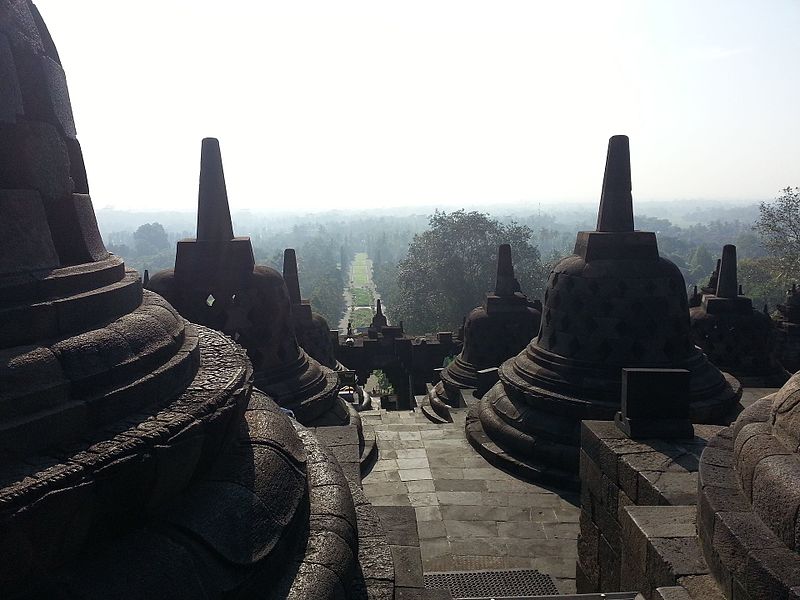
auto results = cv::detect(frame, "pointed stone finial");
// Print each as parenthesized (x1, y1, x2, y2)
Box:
(693, 285, 698, 296)
(371, 299, 388, 330)
(495, 244, 521, 296)
(764, 304, 769, 315)
(596, 135, 634, 233)
(715, 244, 738, 299)
(143, 269, 149, 288)
(196, 138, 234, 241)
(793, 283, 797, 295)
(283, 248, 302, 305)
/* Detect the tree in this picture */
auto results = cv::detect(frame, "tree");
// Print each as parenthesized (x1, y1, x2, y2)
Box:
(386, 210, 546, 334)
(754, 187, 800, 280)
(738, 257, 786, 311)
(133, 222, 169, 256)
(687, 245, 715, 285)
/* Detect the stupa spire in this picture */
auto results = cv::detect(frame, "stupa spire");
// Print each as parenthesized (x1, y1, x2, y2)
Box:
(596, 135, 634, 233)
(715, 244, 738, 299)
(283, 248, 302, 304)
(196, 137, 234, 241)
(495, 244, 520, 296)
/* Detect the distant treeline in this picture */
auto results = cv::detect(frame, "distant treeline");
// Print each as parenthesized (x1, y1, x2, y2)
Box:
(98, 200, 784, 334)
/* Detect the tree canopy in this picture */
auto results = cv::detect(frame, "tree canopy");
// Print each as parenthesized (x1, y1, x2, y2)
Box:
(385, 210, 546, 334)
(133, 222, 169, 255)
(754, 187, 800, 280)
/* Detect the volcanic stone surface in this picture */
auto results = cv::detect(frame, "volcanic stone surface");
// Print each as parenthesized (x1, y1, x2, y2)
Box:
(0, 4, 388, 597)
(689, 244, 785, 385)
(698, 373, 800, 599)
(466, 136, 741, 490)
(148, 138, 347, 427)
(428, 244, 541, 421)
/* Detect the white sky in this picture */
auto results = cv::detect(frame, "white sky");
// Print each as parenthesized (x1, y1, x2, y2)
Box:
(36, 0, 800, 213)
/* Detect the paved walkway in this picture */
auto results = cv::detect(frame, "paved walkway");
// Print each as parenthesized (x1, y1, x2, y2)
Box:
(360, 404, 580, 594)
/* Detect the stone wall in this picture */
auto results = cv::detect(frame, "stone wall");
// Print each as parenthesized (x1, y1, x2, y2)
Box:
(576, 421, 722, 595)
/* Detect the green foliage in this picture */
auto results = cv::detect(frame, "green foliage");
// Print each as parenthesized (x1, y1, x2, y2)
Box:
(349, 307, 374, 329)
(133, 222, 169, 256)
(372, 369, 394, 395)
(351, 253, 371, 286)
(688, 245, 715, 284)
(739, 257, 787, 310)
(383, 210, 547, 334)
(351, 287, 374, 307)
(754, 187, 800, 280)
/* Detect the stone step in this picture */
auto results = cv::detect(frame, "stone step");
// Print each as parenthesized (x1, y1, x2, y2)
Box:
(0, 269, 142, 347)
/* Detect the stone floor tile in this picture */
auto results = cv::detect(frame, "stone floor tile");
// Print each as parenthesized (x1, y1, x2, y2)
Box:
(360, 405, 580, 586)
(370, 494, 412, 507)
(509, 493, 561, 508)
(497, 521, 547, 539)
(419, 539, 450, 561)
(505, 539, 578, 558)
(480, 492, 509, 506)
(363, 481, 409, 497)
(396, 458, 430, 470)
(430, 468, 464, 480)
(415, 506, 443, 521)
(463, 467, 513, 480)
(417, 521, 446, 540)
(420, 429, 446, 440)
(543, 523, 580, 540)
(399, 468, 433, 481)
(405, 480, 435, 493)
(436, 491, 483, 505)
(444, 519, 498, 539)
(372, 459, 398, 472)
(530, 508, 560, 523)
(554, 506, 581, 523)
(434, 479, 487, 492)
(362, 470, 389, 483)
(385, 470, 402, 482)
(555, 577, 578, 594)
(392, 440, 425, 449)
(449, 538, 507, 556)
(395, 448, 427, 459)
(408, 492, 439, 507)
(532, 556, 578, 578)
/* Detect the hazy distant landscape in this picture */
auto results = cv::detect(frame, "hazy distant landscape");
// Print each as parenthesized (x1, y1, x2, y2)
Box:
(100, 197, 787, 335)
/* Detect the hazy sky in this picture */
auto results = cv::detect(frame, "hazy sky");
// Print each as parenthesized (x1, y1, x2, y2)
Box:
(36, 1, 800, 213)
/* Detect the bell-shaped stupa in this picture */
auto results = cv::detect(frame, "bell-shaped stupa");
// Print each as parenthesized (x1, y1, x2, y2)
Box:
(283, 248, 339, 368)
(148, 139, 347, 426)
(698, 374, 800, 599)
(466, 135, 741, 489)
(0, 4, 382, 596)
(690, 244, 786, 385)
(425, 244, 541, 422)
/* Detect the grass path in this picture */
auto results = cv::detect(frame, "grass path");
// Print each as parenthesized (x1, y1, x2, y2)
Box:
(339, 252, 382, 332)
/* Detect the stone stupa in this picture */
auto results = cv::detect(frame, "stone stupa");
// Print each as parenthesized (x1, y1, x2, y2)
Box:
(149, 139, 348, 426)
(283, 247, 339, 369)
(283, 248, 370, 411)
(0, 3, 387, 597)
(690, 244, 786, 386)
(466, 135, 742, 489)
(425, 244, 541, 422)
(698, 373, 800, 598)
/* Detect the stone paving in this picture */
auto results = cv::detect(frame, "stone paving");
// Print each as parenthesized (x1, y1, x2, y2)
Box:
(360, 401, 580, 595)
